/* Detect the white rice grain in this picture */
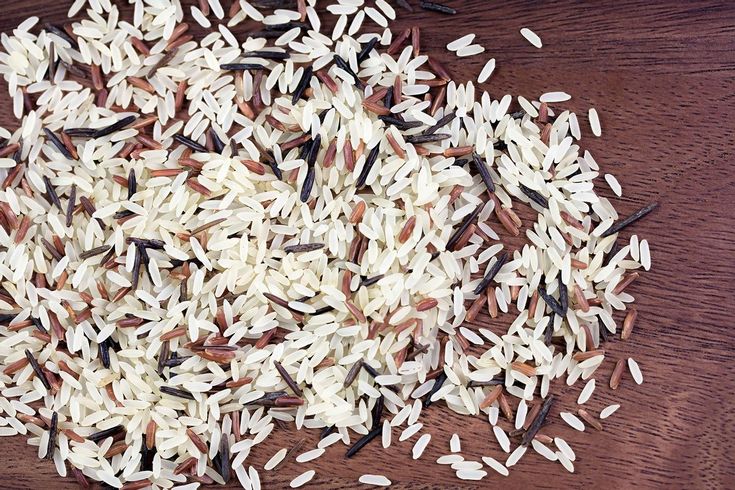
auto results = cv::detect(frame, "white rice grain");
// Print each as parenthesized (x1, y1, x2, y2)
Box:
(600, 404, 621, 419)
(628, 358, 644, 384)
(577, 379, 595, 404)
(589, 108, 602, 136)
(290, 470, 315, 488)
(359, 474, 392, 487)
(520, 28, 542, 48)
(412, 433, 431, 459)
(560, 412, 585, 431)
(478, 58, 496, 84)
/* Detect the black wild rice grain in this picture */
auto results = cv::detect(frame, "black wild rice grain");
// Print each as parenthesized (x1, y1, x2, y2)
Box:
(60, 60, 89, 79)
(274, 361, 303, 396)
(378, 115, 422, 129)
(405, 341, 429, 361)
(317, 108, 331, 123)
(25, 349, 50, 390)
(248, 30, 287, 39)
(396, 0, 414, 11)
(446, 204, 483, 251)
(356, 144, 380, 188)
(94, 115, 137, 138)
(44, 24, 78, 48)
(216, 438, 230, 482)
(43, 128, 74, 159)
(601, 202, 659, 237)
(361, 362, 379, 378)
(405, 133, 451, 144)
(41, 238, 63, 262)
(99, 339, 111, 369)
(292, 66, 313, 105)
(46, 411, 58, 460)
(602, 239, 620, 267)
(319, 425, 335, 439)
(209, 128, 225, 154)
(452, 158, 469, 167)
(79, 195, 97, 216)
(371, 394, 384, 430)
(147, 48, 177, 79)
(360, 275, 384, 288)
(307, 134, 321, 167)
(162, 355, 190, 368)
(244, 50, 290, 60)
(48, 45, 57, 82)
(283, 243, 324, 253)
(343, 361, 363, 388)
(544, 316, 555, 345)
(140, 438, 155, 471)
(66, 184, 76, 227)
(473, 252, 508, 295)
(113, 210, 136, 220)
(219, 63, 266, 71)
(262, 20, 308, 31)
(357, 36, 379, 64)
(88, 425, 125, 443)
(64, 128, 98, 137)
(127, 237, 166, 249)
(127, 169, 137, 199)
(345, 426, 381, 458)
(131, 245, 142, 289)
(333, 55, 363, 87)
(98, 246, 115, 268)
(519, 184, 548, 208)
(300, 165, 315, 202)
(419, 1, 457, 14)
(173, 133, 208, 152)
(538, 286, 565, 316)
(160, 386, 195, 400)
(157, 341, 170, 376)
(423, 111, 456, 135)
(43, 176, 62, 211)
(0, 313, 16, 325)
(558, 280, 568, 314)
(79, 245, 111, 260)
(245, 391, 288, 407)
(31, 317, 48, 334)
(521, 395, 554, 446)
(311, 305, 335, 315)
(297, 140, 311, 161)
(382, 88, 393, 109)
(472, 152, 495, 193)
(423, 372, 448, 407)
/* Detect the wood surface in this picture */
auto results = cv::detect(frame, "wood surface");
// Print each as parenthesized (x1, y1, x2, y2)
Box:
(1, 0, 734, 488)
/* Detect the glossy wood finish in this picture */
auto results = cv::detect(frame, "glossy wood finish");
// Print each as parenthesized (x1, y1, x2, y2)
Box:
(0, 1, 733, 488)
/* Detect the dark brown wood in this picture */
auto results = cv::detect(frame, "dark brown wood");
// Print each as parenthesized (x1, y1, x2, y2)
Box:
(1, 1, 734, 489)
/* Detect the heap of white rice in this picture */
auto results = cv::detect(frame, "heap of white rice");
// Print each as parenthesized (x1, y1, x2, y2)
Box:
(0, 1, 654, 488)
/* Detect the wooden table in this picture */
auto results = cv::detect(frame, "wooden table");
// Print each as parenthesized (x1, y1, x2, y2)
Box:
(1, 1, 733, 488)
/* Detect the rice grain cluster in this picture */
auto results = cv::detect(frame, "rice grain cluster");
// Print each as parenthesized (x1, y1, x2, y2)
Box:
(0, 0, 656, 488)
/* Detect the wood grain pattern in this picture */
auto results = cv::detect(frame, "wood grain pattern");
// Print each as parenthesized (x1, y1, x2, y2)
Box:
(1, 1, 734, 488)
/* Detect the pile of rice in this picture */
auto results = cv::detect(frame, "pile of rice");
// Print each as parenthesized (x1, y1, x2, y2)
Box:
(0, 1, 655, 488)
